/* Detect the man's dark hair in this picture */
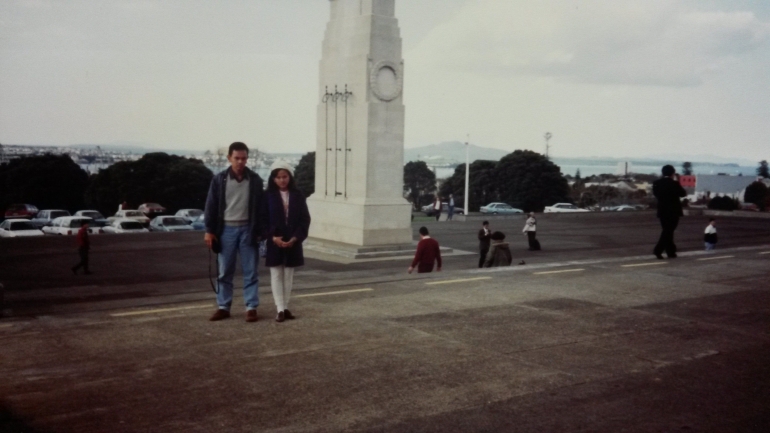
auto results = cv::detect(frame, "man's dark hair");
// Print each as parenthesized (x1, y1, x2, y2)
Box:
(419, 226, 429, 236)
(709, 218, 715, 222)
(267, 168, 297, 192)
(482, 221, 489, 226)
(662, 165, 675, 177)
(228, 142, 249, 156)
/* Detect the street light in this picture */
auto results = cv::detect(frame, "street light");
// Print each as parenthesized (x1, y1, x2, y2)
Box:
(544, 132, 552, 159)
(464, 135, 470, 217)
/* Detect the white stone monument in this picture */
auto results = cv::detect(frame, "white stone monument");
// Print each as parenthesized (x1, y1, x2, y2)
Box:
(306, 0, 413, 258)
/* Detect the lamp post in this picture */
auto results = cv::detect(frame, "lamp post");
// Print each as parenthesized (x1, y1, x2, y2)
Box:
(464, 135, 470, 217)
(544, 132, 552, 159)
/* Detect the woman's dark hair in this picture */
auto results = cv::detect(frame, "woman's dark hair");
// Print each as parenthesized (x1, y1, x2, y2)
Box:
(491, 231, 505, 241)
(267, 168, 297, 192)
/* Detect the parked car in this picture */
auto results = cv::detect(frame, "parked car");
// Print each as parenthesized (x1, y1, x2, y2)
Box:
(42, 217, 103, 235)
(479, 203, 524, 215)
(108, 210, 151, 226)
(544, 203, 589, 213)
(420, 202, 465, 217)
(149, 216, 194, 232)
(74, 210, 109, 227)
(612, 205, 637, 212)
(0, 219, 45, 238)
(175, 209, 204, 222)
(138, 203, 166, 217)
(103, 218, 150, 234)
(741, 203, 759, 211)
(4, 204, 39, 219)
(190, 214, 206, 231)
(30, 210, 71, 228)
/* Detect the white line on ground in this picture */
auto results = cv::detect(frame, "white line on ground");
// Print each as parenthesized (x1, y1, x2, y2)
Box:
(294, 288, 374, 298)
(621, 262, 668, 268)
(533, 269, 585, 275)
(425, 277, 493, 286)
(696, 255, 735, 261)
(759, 251, 770, 255)
(110, 304, 211, 317)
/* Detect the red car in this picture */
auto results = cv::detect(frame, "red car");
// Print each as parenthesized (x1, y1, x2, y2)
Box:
(4, 204, 39, 219)
(137, 202, 166, 217)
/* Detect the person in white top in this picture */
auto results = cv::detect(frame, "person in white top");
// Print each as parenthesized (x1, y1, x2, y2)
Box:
(704, 218, 718, 251)
(433, 196, 442, 221)
(522, 212, 541, 251)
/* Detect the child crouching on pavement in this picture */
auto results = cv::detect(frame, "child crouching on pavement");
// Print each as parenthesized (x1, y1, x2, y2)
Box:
(704, 218, 717, 251)
(483, 231, 513, 267)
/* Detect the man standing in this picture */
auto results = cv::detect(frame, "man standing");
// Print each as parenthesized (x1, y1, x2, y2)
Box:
(522, 212, 540, 251)
(204, 142, 265, 322)
(71, 220, 91, 275)
(652, 164, 687, 259)
(477, 220, 491, 268)
(447, 194, 455, 221)
(408, 227, 442, 274)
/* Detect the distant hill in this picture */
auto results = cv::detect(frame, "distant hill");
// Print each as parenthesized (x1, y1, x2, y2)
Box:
(404, 141, 507, 164)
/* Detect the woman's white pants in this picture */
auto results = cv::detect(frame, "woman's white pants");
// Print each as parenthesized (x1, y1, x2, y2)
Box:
(270, 265, 295, 312)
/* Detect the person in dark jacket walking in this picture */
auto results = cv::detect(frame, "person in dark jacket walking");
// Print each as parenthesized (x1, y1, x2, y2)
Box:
(263, 161, 311, 323)
(652, 165, 687, 259)
(478, 221, 491, 268)
(483, 231, 513, 267)
(71, 220, 91, 275)
(204, 142, 265, 322)
(408, 227, 442, 273)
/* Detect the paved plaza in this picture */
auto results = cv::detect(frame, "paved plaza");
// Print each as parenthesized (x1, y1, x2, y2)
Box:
(1, 212, 769, 432)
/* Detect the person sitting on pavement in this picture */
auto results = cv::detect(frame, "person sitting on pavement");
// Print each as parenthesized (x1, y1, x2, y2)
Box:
(483, 231, 513, 267)
(408, 227, 442, 274)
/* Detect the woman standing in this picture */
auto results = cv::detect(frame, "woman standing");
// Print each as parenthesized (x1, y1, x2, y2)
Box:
(522, 212, 541, 251)
(432, 196, 442, 221)
(263, 161, 311, 322)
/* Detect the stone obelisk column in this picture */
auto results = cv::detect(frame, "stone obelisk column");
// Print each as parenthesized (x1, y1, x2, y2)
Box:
(307, 0, 412, 253)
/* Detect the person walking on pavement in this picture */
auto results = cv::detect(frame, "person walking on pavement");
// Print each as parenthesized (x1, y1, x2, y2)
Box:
(483, 231, 513, 267)
(71, 220, 91, 275)
(478, 220, 491, 268)
(652, 164, 687, 259)
(263, 161, 311, 323)
(447, 194, 455, 221)
(522, 212, 541, 251)
(432, 196, 442, 221)
(408, 227, 442, 274)
(204, 142, 265, 322)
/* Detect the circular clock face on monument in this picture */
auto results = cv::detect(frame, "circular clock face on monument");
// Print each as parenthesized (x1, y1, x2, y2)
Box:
(370, 60, 403, 101)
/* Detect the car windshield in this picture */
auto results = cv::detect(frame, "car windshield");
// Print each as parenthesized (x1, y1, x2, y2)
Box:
(69, 219, 88, 228)
(125, 211, 143, 217)
(50, 211, 70, 219)
(120, 221, 144, 230)
(81, 211, 103, 219)
(11, 221, 36, 231)
(162, 218, 187, 226)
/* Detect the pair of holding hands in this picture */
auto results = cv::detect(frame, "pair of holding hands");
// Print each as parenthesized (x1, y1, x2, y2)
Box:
(273, 236, 297, 249)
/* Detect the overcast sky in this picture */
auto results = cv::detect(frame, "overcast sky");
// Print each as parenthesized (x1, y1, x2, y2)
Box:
(1, 0, 768, 161)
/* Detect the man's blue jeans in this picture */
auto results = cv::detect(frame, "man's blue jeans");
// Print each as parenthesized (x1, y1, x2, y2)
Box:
(217, 225, 259, 311)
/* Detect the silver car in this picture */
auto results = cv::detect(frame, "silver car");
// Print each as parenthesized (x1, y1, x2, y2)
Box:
(149, 216, 194, 232)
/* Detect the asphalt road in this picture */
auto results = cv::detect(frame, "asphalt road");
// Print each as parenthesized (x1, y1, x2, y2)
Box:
(1, 212, 769, 432)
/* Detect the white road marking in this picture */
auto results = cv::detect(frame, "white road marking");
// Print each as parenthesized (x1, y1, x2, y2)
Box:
(759, 251, 770, 255)
(294, 288, 374, 298)
(696, 255, 735, 261)
(425, 277, 492, 286)
(110, 304, 211, 317)
(621, 262, 668, 268)
(533, 269, 585, 275)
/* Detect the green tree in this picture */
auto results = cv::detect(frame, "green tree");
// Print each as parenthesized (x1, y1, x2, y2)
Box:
(294, 152, 315, 198)
(682, 161, 693, 175)
(758, 160, 769, 178)
(744, 181, 769, 211)
(0, 154, 89, 213)
(85, 153, 213, 216)
(494, 150, 571, 212)
(439, 160, 498, 212)
(707, 196, 740, 211)
(403, 161, 436, 210)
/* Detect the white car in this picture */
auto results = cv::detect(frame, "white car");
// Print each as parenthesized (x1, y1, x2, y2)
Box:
(175, 209, 204, 222)
(612, 205, 637, 212)
(42, 217, 103, 235)
(544, 203, 589, 213)
(103, 218, 150, 234)
(479, 203, 524, 215)
(149, 216, 194, 232)
(108, 210, 150, 226)
(0, 219, 45, 238)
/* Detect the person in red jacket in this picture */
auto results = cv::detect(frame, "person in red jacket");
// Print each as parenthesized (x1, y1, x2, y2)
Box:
(408, 227, 442, 274)
(71, 220, 91, 275)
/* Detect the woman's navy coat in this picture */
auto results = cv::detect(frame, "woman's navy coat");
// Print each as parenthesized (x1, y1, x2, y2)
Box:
(262, 190, 311, 268)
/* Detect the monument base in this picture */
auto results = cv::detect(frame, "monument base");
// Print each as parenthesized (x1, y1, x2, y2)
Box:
(307, 196, 413, 246)
(304, 237, 453, 260)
